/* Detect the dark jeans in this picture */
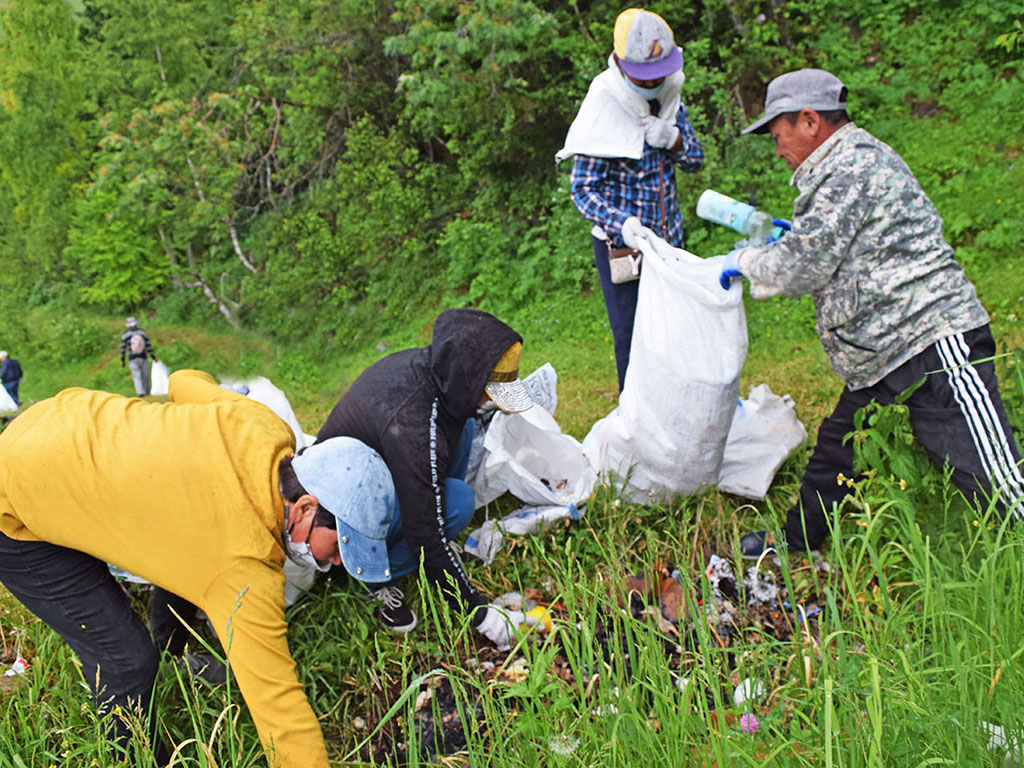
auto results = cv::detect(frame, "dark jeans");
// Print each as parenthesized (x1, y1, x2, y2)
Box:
(592, 235, 640, 392)
(785, 326, 1024, 548)
(366, 419, 476, 589)
(3, 380, 18, 405)
(150, 588, 200, 656)
(0, 532, 161, 758)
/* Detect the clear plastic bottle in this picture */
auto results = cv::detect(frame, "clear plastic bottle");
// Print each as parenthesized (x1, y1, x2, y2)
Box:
(696, 189, 775, 242)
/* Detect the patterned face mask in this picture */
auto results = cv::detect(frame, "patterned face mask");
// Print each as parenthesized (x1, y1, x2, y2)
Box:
(283, 508, 331, 572)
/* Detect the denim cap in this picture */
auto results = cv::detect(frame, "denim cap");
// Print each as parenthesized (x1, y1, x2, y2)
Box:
(290, 436, 397, 582)
(742, 68, 847, 135)
(613, 8, 683, 80)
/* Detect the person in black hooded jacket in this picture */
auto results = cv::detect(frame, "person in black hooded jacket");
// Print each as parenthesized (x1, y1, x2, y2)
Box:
(315, 308, 539, 648)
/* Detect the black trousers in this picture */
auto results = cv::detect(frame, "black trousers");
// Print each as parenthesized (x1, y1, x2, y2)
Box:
(0, 533, 161, 756)
(785, 325, 1024, 548)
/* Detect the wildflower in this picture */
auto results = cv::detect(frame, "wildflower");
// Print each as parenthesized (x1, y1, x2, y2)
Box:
(973, 519, 980, 527)
(740, 712, 760, 733)
(899, 478, 907, 490)
(836, 473, 847, 486)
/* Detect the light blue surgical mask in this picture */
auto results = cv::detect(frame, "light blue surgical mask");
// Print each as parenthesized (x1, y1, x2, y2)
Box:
(623, 76, 662, 100)
(283, 507, 331, 572)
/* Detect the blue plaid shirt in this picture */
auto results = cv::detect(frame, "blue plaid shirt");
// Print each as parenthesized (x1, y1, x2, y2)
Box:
(570, 103, 703, 248)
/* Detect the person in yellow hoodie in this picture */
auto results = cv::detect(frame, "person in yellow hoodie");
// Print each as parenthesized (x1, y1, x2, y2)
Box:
(0, 369, 356, 767)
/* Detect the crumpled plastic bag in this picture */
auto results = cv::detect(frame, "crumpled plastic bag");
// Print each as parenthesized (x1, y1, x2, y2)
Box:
(717, 384, 807, 499)
(471, 403, 596, 509)
(464, 503, 582, 566)
(150, 360, 170, 396)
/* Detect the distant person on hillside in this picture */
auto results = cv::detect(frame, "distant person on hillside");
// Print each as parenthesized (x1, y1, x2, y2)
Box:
(0, 351, 23, 405)
(718, 68, 1024, 558)
(315, 308, 543, 650)
(120, 316, 158, 396)
(556, 7, 703, 391)
(0, 369, 364, 767)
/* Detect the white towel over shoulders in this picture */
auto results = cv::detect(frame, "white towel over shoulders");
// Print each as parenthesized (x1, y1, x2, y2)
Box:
(556, 54, 683, 165)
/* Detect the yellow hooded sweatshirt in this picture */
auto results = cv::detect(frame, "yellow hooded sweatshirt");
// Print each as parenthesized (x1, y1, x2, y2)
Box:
(0, 369, 328, 768)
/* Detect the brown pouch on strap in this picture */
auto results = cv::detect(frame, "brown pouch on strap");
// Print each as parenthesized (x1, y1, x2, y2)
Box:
(608, 245, 642, 284)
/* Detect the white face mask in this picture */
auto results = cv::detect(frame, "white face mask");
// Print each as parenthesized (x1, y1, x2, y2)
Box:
(283, 508, 331, 572)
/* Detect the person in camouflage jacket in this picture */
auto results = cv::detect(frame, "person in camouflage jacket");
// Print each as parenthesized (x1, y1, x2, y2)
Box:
(720, 68, 1023, 556)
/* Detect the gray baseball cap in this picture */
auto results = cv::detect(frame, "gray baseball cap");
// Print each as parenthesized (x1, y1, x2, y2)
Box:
(742, 69, 847, 135)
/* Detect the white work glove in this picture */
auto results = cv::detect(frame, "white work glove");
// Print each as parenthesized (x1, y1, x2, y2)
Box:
(620, 216, 648, 250)
(644, 119, 680, 150)
(476, 604, 537, 651)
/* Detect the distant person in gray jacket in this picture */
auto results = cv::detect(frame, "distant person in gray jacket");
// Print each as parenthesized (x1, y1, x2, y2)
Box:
(120, 317, 158, 396)
(0, 351, 23, 405)
(719, 68, 1024, 557)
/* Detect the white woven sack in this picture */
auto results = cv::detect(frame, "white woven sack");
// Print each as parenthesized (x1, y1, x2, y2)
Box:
(583, 233, 747, 502)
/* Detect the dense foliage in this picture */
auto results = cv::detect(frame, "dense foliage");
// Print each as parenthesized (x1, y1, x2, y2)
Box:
(0, 0, 1021, 356)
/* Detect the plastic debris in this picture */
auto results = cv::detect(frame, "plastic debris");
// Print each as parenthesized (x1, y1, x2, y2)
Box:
(3, 657, 28, 677)
(733, 678, 765, 706)
(982, 721, 1024, 763)
(740, 712, 760, 734)
(521, 606, 553, 633)
(744, 566, 779, 605)
(463, 520, 503, 566)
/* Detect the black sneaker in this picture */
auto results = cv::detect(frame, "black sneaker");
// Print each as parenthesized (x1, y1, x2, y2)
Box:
(739, 530, 808, 560)
(369, 586, 418, 633)
(179, 651, 228, 686)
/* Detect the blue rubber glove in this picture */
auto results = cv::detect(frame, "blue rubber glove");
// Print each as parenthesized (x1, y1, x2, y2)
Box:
(719, 248, 745, 290)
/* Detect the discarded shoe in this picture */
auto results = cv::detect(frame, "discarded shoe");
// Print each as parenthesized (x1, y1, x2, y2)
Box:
(179, 651, 228, 686)
(739, 530, 807, 560)
(369, 586, 417, 634)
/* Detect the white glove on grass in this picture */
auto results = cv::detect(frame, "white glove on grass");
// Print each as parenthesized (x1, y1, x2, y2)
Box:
(476, 604, 537, 651)
(644, 119, 680, 150)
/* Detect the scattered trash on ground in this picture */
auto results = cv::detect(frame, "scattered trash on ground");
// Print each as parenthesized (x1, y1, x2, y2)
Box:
(362, 548, 830, 763)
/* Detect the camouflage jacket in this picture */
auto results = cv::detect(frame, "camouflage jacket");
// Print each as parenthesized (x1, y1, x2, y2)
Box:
(738, 123, 988, 390)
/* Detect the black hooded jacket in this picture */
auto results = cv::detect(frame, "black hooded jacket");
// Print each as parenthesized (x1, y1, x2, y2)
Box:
(316, 309, 522, 622)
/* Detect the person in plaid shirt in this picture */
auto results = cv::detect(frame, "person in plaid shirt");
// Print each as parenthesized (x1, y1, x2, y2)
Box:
(557, 8, 703, 390)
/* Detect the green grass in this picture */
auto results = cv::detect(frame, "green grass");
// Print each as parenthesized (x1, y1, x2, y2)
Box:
(1, 270, 1022, 766)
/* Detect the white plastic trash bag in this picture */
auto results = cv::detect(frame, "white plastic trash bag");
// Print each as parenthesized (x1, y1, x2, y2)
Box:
(472, 403, 596, 508)
(583, 234, 747, 502)
(220, 375, 312, 449)
(0, 385, 17, 413)
(718, 384, 807, 499)
(150, 360, 170, 396)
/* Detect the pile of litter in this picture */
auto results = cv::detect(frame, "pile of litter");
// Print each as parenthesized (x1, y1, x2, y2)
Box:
(362, 550, 830, 763)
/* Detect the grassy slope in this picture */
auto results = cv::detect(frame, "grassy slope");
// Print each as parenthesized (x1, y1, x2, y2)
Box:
(2, 109, 1024, 768)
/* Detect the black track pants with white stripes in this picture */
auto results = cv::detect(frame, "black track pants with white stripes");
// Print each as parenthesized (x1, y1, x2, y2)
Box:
(783, 325, 1024, 548)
